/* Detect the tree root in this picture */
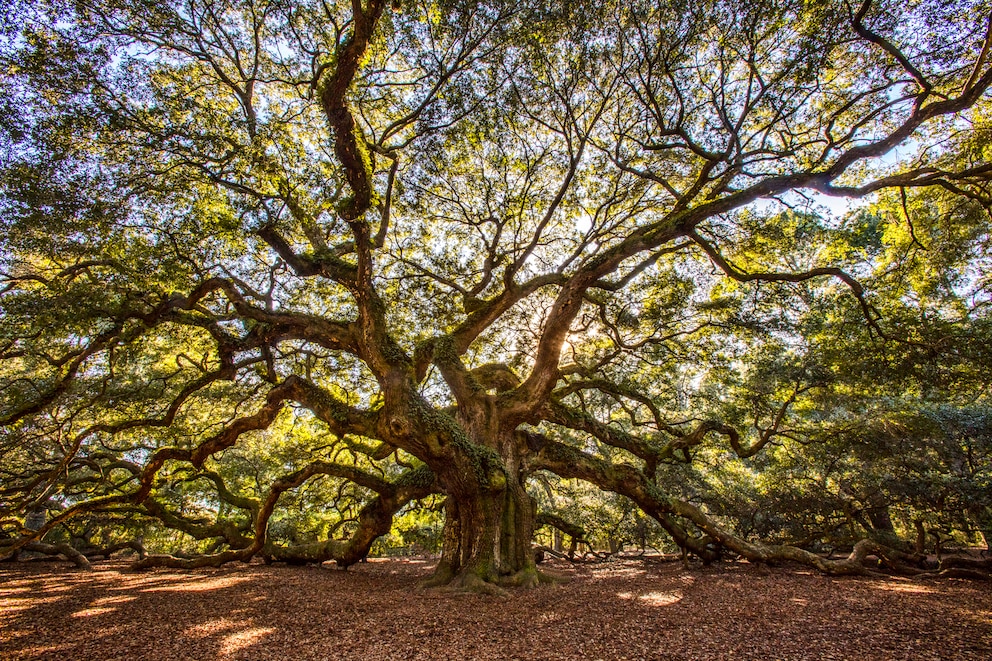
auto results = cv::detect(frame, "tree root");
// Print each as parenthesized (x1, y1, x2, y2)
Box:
(418, 560, 456, 589)
(420, 559, 565, 594)
(419, 562, 508, 595)
(448, 571, 509, 596)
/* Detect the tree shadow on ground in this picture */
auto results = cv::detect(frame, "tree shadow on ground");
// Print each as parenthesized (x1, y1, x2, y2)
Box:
(1, 557, 990, 661)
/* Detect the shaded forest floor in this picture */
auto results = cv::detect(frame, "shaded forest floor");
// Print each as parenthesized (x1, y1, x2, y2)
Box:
(1, 556, 990, 660)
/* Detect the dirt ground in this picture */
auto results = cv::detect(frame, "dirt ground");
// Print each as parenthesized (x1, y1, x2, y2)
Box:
(1, 556, 990, 661)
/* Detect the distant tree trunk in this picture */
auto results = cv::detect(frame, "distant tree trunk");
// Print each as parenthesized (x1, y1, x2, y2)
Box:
(967, 506, 992, 553)
(863, 492, 902, 547)
(929, 529, 947, 560)
(915, 519, 927, 554)
(608, 536, 621, 555)
(635, 515, 647, 552)
(24, 508, 46, 531)
(866, 504, 896, 536)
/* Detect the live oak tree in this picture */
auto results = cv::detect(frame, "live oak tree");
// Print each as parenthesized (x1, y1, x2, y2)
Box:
(2, 0, 992, 589)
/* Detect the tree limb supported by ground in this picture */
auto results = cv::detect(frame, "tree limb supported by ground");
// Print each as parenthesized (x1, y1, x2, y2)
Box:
(2, 0, 992, 589)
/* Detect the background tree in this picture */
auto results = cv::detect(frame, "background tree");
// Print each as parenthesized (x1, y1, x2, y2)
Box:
(2, 0, 991, 589)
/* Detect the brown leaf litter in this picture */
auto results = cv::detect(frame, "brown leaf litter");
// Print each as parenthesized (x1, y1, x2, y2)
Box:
(1, 557, 990, 660)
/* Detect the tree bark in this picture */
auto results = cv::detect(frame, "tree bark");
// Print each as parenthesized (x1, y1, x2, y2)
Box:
(23, 542, 93, 570)
(429, 470, 538, 590)
(423, 415, 541, 590)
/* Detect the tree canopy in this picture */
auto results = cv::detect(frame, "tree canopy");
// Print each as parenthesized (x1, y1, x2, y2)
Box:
(2, 0, 991, 587)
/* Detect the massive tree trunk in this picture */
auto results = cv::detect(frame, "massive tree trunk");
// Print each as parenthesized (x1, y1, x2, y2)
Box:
(432, 484, 537, 589)
(425, 416, 540, 591)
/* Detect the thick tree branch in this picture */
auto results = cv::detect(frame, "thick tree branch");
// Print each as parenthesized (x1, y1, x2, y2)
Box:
(528, 437, 917, 574)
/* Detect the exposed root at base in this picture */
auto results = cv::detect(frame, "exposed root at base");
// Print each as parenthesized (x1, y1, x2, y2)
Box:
(447, 571, 509, 596)
(418, 562, 456, 589)
(419, 561, 567, 594)
(419, 567, 508, 595)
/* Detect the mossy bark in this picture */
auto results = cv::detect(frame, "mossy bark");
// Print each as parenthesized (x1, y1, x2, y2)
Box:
(428, 472, 536, 588)
(425, 423, 537, 589)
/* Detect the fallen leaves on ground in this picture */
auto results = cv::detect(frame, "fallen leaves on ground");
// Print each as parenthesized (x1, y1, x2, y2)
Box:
(1, 557, 990, 660)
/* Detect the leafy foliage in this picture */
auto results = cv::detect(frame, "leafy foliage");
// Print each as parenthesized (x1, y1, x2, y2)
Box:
(1, 0, 991, 581)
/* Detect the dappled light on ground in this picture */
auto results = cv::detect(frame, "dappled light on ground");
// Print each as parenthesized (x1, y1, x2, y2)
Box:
(616, 590, 683, 606)
(867, 581, 938, 595)
(92, 595, 137, 606)
(638, 590, 683, 607)
(219, 627, 276, 658)
(70, 606, 117, 618)
(140, 576, 251, 593)
(1, 558, 990, 660)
